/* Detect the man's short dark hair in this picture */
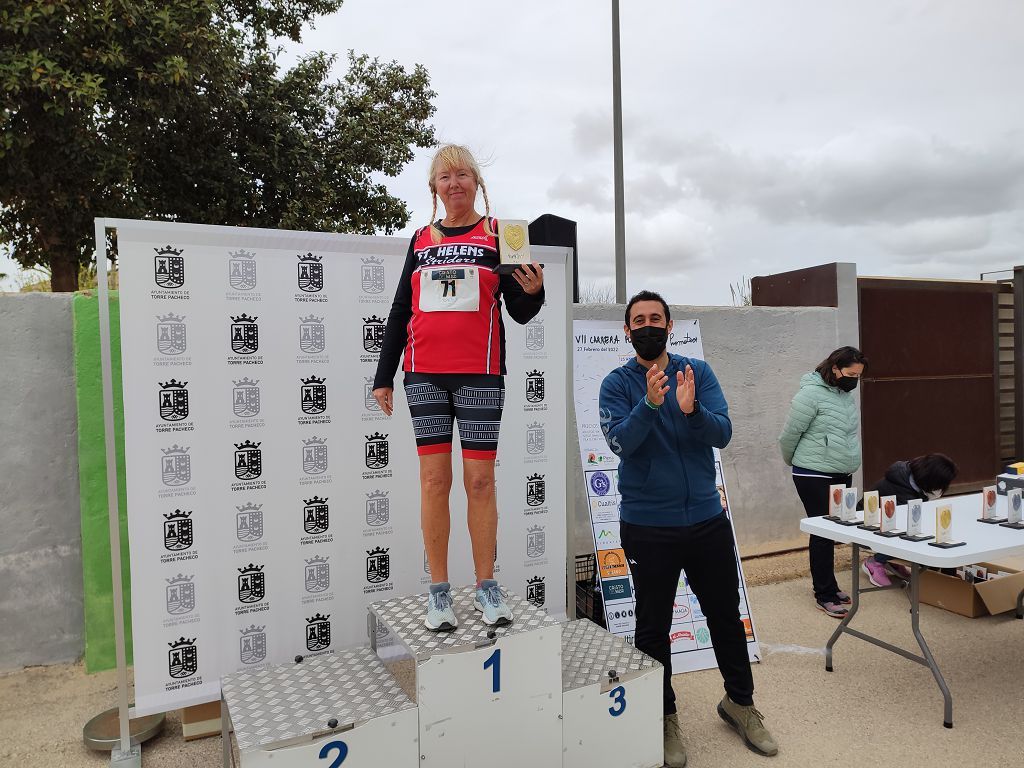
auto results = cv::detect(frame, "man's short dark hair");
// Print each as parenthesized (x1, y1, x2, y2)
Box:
(625, 290, 671, 326)
(909, 453, 958, 494)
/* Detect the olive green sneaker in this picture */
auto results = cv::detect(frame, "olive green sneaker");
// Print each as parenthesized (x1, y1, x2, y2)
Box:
(663, 714, 687, 767)
(717, 696, 779, 757)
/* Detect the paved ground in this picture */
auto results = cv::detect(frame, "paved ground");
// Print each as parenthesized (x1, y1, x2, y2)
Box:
(3, 548, 1022, 767)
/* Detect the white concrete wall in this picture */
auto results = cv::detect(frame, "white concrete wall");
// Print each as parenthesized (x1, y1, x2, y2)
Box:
(570, 303, 841, 559)
(0, 293, 84, 670)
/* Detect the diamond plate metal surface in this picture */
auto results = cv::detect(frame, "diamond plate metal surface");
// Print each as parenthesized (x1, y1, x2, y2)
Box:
(370, 587, 557, 659)
(561, 619, 660, 692)
(221, 646, 415, 751)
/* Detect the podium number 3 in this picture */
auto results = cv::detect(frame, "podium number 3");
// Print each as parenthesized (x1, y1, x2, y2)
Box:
(484, 648, 502, 693)
(608, 686, 627, 717)
(319, 740, 348, 766)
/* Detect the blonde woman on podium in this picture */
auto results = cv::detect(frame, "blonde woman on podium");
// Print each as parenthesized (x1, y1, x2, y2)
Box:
(372, 144, 544, 630)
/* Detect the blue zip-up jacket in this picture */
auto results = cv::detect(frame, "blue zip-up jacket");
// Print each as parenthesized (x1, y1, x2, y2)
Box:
(599, 353, 732, 527)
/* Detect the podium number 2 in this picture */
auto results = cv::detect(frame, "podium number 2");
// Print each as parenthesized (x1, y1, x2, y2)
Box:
(318, 740, 348, 766)
(483, 648, 501, 693)
(608, 686, 626, 717)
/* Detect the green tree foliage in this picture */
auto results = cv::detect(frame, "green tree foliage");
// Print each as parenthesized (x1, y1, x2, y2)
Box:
(0, 1, 436, 290)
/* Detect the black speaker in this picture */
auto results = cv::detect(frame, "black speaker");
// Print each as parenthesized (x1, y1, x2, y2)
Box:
(529, 214, 579, 303)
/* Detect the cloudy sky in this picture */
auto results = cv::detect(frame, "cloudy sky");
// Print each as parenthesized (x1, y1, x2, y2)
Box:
(5, 0, 1023, 302)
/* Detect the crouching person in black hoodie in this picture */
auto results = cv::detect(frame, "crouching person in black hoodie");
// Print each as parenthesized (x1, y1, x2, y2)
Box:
(861, 454, 959, 587)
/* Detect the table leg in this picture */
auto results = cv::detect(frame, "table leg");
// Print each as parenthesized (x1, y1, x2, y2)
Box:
(909, 563, 953, 728)
(825, 543, 860, 672)
(1016, 586, 1023, 620)
(221, 696, 231, 768)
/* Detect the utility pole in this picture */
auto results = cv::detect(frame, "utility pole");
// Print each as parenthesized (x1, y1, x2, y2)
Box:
(611, 0, 627, 303)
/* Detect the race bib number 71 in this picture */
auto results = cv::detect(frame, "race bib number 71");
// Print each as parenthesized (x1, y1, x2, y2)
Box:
(418, 267, 480, 312)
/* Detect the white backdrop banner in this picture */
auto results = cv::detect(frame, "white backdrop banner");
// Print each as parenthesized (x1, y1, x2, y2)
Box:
(112, 220, 568, 715)
(572, 319, 760, 673)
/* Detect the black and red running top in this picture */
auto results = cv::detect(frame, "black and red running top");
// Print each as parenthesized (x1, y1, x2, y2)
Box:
(373, 217, 544, 389)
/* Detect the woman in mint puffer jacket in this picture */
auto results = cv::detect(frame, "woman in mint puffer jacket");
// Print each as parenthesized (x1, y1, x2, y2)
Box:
(779, 346, 867, 618)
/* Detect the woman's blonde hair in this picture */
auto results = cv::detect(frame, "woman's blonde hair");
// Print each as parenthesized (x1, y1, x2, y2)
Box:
(426, 144, 495, 243)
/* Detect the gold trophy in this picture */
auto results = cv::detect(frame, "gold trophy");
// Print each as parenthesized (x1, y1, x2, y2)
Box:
(496, 219, 534, 274)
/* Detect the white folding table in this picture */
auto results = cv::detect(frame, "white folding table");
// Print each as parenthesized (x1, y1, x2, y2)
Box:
(800, 492, 1024, 728)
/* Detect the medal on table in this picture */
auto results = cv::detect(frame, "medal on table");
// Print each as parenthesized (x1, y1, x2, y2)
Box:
(858, 491, 881, 531)
(875, 495, 904, 537)
(1001, 488, 1024, 529)
(977, 485, 1005, 523)
(901, 499, 932, 541)
(837, 487, 860, 525)
(929, 503, 965, 548)
(824, 483, 845, 522)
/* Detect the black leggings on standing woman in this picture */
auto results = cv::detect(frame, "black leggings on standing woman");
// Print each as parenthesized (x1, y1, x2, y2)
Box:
(792, 468, 852, 603)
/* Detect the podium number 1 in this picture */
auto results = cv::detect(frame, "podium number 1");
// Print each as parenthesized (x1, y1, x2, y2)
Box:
(318, 741, 348, 766)
(483, 648, 501, 693)
(608, 686, 626, 717)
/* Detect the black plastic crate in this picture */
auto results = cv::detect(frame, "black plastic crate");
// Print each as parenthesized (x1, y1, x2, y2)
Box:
(574, 553, 606, 628)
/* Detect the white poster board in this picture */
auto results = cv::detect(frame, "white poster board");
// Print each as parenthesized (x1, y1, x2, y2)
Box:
(110, 220, 569, 715)
(572, 319, 760, 673)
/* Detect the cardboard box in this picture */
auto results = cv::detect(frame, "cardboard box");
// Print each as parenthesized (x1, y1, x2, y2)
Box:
(181, 701, 224, 741)
(919, 562, 1024, 618)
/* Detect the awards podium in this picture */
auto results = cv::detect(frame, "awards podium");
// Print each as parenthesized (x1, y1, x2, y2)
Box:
(220, 589, 662, 768)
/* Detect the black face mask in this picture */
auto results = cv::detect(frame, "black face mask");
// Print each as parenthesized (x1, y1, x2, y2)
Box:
(628, 326, 668, 361)
(836, 376, 859, 392)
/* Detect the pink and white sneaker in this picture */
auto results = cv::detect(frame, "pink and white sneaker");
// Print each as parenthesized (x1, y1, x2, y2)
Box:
(862, 558, 892, 588)
(885, 561, 912, 580)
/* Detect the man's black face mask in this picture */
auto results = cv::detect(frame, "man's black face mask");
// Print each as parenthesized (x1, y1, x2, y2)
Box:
(629, 325, 668, 361)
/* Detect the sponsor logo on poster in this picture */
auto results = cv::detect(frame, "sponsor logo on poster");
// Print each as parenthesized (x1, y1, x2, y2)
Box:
(366, 547, 390, 583)
(231, 378, 261, 418)
(526, 422, 546, 456)
(228, 249, 257, 291)
(158, 379, 189, 422)
(362, 315, 386, 354)
(526, 575, 546, 607)
(601, 578, 632, 602)
(365, 490, 390, 527)
(154, 246, 185, 289)
(161, 445, 191, 487)
(361, 256, 385, 295)
(156, 313, 188, 357)
(229, 314, 259, 355)
(297, 253, 324, 293)
(304, 555, 330, 594)
(163, 510, 194, 551)
(167, 637, 197, 679)
(234, 440, 262, 480)
(165, 573, 195, 616)
(525, 317, 545, 352)
(299, 315, 326, 354)
(590, 471, 612, 496)
(300, 376, 327, 415)
(235, 503, 264, 543)
(302, 496, 330, 536)
(301, 436, 328, 476)
(364, 378, 381, 414)
(598, 548, 628, 579)
(305, 613, 331, 652)
(364, 432, 389, 469)
(525, 370, 545, 403)
(237, 564, 266, 604)
(239, 625, 266, 665)
(527, 525, 546, 558)
(526, 473, 546, 507)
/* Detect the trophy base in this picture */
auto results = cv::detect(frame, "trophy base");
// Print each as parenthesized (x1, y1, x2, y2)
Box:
(928, 541, 966, 549)
(899, 533, 933, 542)
(856, 524, 881, 531)
(998, 521, 1024, 529)
(874, 530, 905, 537)
(835, 519, 861, 526)
(822, 515, 843, 522)
(493, 262, 541, 275)
(977, 517, 1008, 524)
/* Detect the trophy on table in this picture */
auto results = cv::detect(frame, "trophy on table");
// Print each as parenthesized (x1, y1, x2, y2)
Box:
(901, 499, 932, 542)
(1000, 488, 1024, 530)
(978, 485, 1006, 524)
(837, 487, 860, 525)
(858, 491, 881, 531)
(495, 220, 535, 274)
(824, 483, 845, 522)
(875, 495, 904, 537)
(929, 503, 966, 548)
